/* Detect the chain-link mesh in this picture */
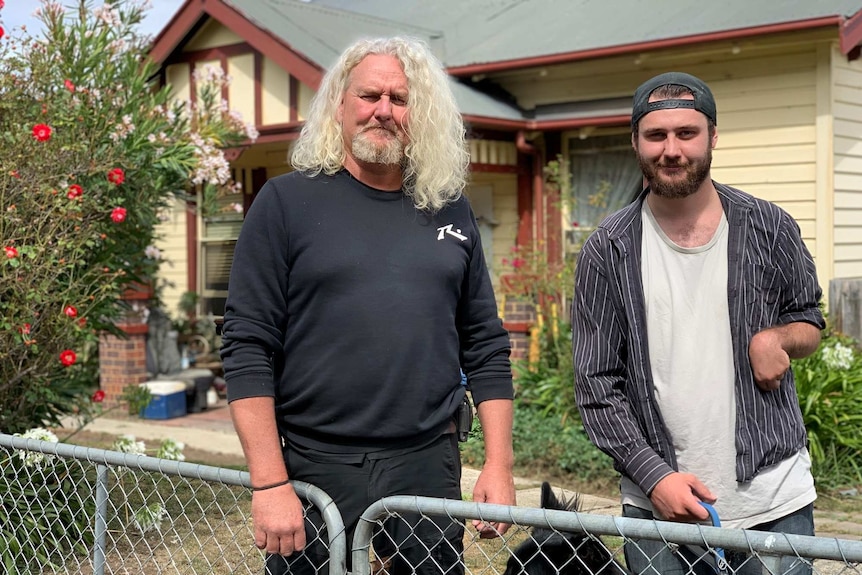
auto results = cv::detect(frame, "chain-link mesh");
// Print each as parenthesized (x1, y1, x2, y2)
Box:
(3, 434, 861, 575)
(0, 434, 344, 575)
(353, 496, 862, 575)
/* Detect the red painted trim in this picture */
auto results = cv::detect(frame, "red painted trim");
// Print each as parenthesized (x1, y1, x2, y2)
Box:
(150, 0, 323, 89)
(290, 75, 299, 123)
(503, 321, 532, 333)
(167, 42, 254, 64)
(516, 151, 534, 248)
(117, 323, 150, 335)
(841, 10, 862, 54)
(186, 202, 197, 294)
(464, 113, 631, 131)
(470, 163, 519, 174)
(448, 17, 843, 76)
(253, 131, 302, 145)
(254, 52, 263, 127)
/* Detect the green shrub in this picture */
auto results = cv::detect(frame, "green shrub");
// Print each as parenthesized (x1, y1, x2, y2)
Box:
(0, 0, 251, 432)
(793, 330, 862, 490)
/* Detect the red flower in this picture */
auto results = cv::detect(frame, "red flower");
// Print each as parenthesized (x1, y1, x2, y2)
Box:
(4, 246, 18, 258)
(511, 258, 526, 269)
(64, 305, 78, 318)
(111, 207, 127, 223)
(59, 349, 77, 367)
(78, 317, 87, 327)
(0, 1, 5, 10)
(32, 123, 52, 142)
(0, 27, 4, 41)
(64, 79, 75, 92)
(92, 390, 106, 403)
(107, 168, 125, 185)
(10, 170, 20, 179)
(67, 184, 83, 199)
(18, 323, 31, 335)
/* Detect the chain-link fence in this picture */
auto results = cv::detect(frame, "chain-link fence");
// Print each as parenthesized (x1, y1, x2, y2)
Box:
(0, 433, 344, 575)
(354, 496, 862, 575)
(3, 433, 861, 575)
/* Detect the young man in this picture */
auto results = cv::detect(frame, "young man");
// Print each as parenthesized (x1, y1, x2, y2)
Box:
(573, 72, 824, 575)
(220, 37, 515, 575)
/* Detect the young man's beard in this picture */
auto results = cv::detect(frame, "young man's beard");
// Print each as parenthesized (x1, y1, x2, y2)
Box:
(351, 129, 405, 165)
(638, 147, 712, 199)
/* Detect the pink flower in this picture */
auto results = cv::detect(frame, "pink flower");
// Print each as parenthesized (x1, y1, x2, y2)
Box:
(0, 1, 5, 10)
(60, 349, 77, 367)
(32, 123, 52, 142)
(111, 207, 127, 223)
(4, 246, 18, 258)
(64, 305, 78, 318)
(92, 390, 106, 403)
(64, 79, 75, 92)
(67, 184, 83, 199)
(512, 258, 526, 269)
(0, 27, 4, 41)
(107, 168, 124, 185)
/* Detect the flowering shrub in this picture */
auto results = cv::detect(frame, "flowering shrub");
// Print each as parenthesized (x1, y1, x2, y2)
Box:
(0, 0, 252, 433)
(792, 329, 862, 489)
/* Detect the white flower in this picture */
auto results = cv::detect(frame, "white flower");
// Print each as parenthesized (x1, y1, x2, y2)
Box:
(112, 434, 146, 455)
(821, 342, 855, 371)
(144, 245, 161, 260)
(230, 202, 244, 214)
(156, 438, 185, 461)
(133, 503, 168, 533)
(14, 427, 58, 468)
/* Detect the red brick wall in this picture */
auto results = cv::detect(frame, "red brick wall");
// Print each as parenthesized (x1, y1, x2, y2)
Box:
(502, 297, 536, 361)
(99, 323, 148, 406)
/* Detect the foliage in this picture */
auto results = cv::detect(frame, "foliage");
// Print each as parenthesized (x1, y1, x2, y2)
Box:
(792, 330, 862, 490)
(0, 431, 95, 572)
(497, 154, 580, 421)
(461, 402, 616, 494)
(0, 0, 253, 433)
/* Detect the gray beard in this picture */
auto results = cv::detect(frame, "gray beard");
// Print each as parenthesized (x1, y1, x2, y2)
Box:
(351, 131, 404, 165)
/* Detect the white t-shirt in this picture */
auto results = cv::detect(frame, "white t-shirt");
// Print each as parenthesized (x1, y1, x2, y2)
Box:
(621, 200, 815, 529)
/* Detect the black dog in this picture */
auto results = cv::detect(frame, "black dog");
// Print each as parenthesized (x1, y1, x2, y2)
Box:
(504, 482, 632, 575)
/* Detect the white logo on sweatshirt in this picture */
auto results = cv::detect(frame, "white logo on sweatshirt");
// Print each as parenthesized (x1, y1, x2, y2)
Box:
(437, 224, 468, 241)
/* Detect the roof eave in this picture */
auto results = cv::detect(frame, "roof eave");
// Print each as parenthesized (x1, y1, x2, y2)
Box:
(448, 15, 846, 76)
(463, 113, 631, 131)
(149, 0, 324, 90)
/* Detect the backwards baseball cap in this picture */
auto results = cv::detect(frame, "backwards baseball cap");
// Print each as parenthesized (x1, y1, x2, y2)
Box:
(631, 72, 717, 130)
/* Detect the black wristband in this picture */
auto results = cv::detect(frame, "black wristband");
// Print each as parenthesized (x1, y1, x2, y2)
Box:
(251, 478, 291, 492)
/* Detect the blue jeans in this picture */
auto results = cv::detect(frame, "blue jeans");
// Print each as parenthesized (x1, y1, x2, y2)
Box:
(623, 504, 814, 575)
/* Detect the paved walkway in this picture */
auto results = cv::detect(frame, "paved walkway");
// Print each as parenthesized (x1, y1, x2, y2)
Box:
(66, 400, 860, 539)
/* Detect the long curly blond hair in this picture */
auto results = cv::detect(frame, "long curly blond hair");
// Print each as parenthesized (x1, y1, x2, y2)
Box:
(291, 37, 469, 212)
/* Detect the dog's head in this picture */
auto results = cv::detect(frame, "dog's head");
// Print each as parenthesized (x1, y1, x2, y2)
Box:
(503, 482, 630, 575)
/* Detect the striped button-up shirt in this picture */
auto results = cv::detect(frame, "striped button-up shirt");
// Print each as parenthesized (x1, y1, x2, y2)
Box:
(573, 182, 825, 496)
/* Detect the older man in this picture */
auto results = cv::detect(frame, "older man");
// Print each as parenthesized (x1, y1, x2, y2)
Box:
(221, 36, 515, 575)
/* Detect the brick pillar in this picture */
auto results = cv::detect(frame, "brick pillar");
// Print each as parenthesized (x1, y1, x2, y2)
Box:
(99, 287, 152, 406)
(501, 296, 536, 361)
(99, 324, 148, 406)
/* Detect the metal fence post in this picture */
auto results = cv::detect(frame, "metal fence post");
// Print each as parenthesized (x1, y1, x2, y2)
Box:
(92, 464, 109, 575)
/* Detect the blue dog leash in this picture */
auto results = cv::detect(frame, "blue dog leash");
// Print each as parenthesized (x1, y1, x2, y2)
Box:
(698, 502, 729, 575)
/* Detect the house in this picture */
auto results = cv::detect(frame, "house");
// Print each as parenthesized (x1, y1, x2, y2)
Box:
(149, 0, 862, 351)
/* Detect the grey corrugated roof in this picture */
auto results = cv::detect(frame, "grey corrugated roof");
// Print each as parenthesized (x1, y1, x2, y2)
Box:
(223, 0, 443, 69)
(310, 0, 862, 67)
(217, 0, 862, 123)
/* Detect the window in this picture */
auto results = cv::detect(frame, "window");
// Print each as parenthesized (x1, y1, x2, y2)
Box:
(565, 134, 642, 253)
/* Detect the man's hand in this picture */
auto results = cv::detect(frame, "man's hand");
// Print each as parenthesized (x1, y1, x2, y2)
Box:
(471, 463, 516, 537)
(252, 483, 307, 556)
(649, 472, 716, 522)
(749, 328, 790, 391)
